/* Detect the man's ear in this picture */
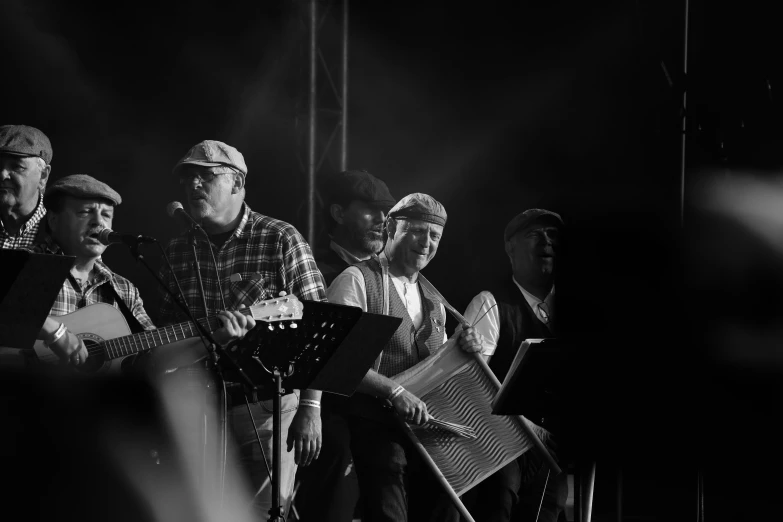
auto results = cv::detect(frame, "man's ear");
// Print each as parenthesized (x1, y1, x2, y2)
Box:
(46, 210, 58, 231)
(38, 164, 52, 191)
(504, 240, 514, 264)
(330, 203, 345, 225)
(386, 217, 397, 240)
(231, 172, 245, 194)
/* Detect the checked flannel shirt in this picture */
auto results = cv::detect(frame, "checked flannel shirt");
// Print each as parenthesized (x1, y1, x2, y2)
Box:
(1, 192, 48, 250)
(157, 203, 327, 325)
(26, 232, 156, 330)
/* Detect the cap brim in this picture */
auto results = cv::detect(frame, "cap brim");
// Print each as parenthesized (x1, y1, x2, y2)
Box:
(173, 160, 223, 173)
(0, 150, 38, 158)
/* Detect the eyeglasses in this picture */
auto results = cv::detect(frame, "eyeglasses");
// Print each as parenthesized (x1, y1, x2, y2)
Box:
(178, 170, 235, 185)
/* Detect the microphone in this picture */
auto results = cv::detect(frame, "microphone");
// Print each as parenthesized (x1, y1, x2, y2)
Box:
(166, 201, 201, 230)
(96, 228, 157, 246)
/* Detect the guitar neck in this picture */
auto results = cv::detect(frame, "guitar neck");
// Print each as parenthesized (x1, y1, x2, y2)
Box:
(102, 315, 224, 361)
(102, 297, 301, 361)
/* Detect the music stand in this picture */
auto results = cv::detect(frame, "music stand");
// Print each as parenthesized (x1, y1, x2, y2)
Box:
(0, 250, 74, 349)
(231, 300, 402, 521)
(491, 338, 564, 425)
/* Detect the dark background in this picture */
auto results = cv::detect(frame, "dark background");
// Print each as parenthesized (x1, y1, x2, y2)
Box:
(3, 0, 783, 519)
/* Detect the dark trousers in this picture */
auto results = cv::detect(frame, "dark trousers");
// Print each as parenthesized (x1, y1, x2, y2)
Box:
(512, 451, 568, 522)
(346, 414, 461, 522)
(460, 459, 522, 522)
(294, 411, 359, 522)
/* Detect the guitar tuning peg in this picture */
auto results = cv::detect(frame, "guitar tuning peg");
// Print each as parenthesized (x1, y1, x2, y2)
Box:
(278, 290, 288, 297)
(290, 323, 298, 329)
(268, 325, 274, 331)
(278, 324, 285, 329)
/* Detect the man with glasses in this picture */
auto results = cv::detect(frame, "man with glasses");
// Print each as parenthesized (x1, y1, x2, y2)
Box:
(0, 125, 52, 250)
(462, 208, 567, 522)
(159, 140, 327, 520)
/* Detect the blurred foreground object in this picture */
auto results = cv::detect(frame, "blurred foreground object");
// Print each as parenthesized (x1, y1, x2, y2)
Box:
(0, 365, 255, 522)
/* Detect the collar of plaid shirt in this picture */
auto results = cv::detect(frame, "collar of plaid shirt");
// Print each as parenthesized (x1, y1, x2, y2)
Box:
(0, 191, 46, 246)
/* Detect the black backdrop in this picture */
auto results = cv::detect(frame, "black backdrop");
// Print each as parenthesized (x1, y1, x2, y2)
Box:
(3, 1, 783, 519)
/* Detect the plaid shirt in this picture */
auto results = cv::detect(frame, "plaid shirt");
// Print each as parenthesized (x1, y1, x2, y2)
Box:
(27, 233, 156, 330)
(1, 192, 47, 250)
(158, 203, 327, 325)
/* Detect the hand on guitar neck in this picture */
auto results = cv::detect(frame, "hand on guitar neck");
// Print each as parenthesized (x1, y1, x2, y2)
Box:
(210, 305, 256, 348)
(38, 316, 88, 366)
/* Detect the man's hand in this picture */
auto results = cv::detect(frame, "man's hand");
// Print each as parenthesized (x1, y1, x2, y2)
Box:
(287, 404, 322, 466)
(457, 326, 485, 354)
(51, 330, 88, 366)
(391, 390, 430, 425)
(212, 306, 256, 347)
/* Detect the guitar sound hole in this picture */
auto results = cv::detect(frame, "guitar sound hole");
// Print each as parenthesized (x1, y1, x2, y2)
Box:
(79, 339, 106, 374)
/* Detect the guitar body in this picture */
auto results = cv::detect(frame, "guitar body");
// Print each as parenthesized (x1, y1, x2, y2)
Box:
(32, 304, 208, 374)
(34, 304, 134, 373)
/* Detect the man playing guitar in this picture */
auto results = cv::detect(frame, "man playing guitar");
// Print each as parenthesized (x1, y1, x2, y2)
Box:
(28, 174, 255, 367)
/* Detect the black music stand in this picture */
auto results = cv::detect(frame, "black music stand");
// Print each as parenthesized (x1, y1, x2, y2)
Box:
(0, 250, 74, 349)
(491, 338, 565, 426)
(231, 300, 402, 521)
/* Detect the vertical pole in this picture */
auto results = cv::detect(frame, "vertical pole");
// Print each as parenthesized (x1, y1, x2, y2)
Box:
(307, 0, 318, 246)
(679, 0, 690, 227)
(340, 0, 349, 172)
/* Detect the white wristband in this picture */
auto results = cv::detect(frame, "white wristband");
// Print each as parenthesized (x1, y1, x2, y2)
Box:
(47, 323, 67, 347)
(388, 385, 405, 402)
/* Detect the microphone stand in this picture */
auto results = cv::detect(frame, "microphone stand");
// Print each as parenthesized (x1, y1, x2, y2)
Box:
(126, 236, 254, 510)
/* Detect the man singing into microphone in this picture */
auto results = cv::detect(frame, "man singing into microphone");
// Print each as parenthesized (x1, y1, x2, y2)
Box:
(158, 140, 327, 519)
(28, 174, 254, 366)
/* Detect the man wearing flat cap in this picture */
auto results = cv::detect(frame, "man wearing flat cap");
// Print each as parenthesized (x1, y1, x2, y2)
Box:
(159, 139, 327, 520)
(462, 208, 567, 522)
(0, 125, 53, 250)
(294, 169, 396, 522)
(315, 168, 396, 286)
(28, 174, 254, 369)
(327, 193, 485, 522)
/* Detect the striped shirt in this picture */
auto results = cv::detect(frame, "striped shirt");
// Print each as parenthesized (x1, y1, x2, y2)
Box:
(26, 234, 156, 330)
(158, 203, 327, 325)
(1, 192, 47, 250)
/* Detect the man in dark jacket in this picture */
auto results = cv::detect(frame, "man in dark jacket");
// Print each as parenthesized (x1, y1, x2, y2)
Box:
(294, 169, 395, 522)
(462, 209, 568, 522)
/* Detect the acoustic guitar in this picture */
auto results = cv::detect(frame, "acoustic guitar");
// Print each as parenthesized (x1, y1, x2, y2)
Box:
(31, 295, 303, 374)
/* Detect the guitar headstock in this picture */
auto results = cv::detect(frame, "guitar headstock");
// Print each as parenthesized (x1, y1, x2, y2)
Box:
(249, 294, 304, 324)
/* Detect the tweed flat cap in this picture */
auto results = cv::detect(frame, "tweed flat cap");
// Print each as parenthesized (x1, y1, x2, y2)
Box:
(44, 174, 122, 208)
(325, 169, 396, 207)
(0, 125, 53, 164)
(388, 193, 447, 226)
(173, 140, 248, 176)
(504, 208, 563, 241)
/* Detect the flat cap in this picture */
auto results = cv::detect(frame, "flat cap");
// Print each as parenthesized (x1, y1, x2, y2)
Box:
(0, 125, 53, 164)
(389, 193, 447, 227)
(504, 208, 563, 241)
(173, 140, 247, 176)
(325, 169, 396, 207)
(44, 174, 122, 208)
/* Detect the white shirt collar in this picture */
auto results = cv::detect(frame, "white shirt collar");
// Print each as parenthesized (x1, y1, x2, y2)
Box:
(512, 276, 555, 324)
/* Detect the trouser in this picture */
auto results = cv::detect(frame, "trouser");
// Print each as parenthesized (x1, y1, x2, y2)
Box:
(227, 392, 299, 520)
(460, 459, 523, 522)
(346, 414, 461, 522)
(294, 410, 359, 522)
(512, 450, 569, 522)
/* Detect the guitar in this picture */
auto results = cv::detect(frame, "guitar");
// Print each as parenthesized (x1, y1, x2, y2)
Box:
(32, 295, 303, 374)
